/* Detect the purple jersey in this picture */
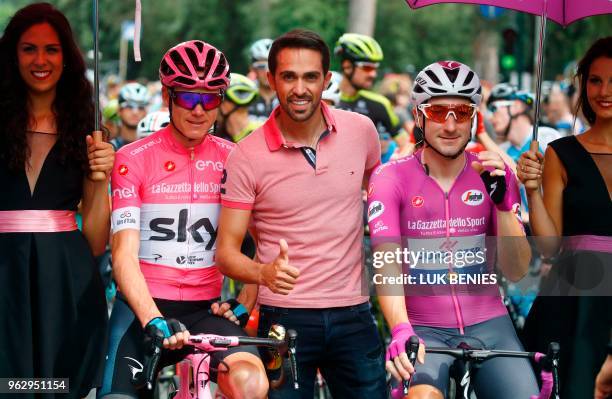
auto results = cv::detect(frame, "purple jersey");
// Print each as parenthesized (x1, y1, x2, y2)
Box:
(367, 150, 522, 330)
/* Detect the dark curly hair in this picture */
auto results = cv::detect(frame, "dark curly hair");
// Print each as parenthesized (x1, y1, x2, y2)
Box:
(0, 2, 94, 171)
(575, 36, 612, 126)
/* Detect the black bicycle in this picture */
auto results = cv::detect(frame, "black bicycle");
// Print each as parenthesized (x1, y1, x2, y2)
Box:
(391, 336, 560, 399)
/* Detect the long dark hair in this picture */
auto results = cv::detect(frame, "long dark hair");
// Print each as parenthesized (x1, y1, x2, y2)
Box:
(575, 36, 612, 126)
(0, 2, 94, 171)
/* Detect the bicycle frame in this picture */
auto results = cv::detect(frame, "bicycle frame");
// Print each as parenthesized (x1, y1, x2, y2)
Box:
(173, 351, 214, 399)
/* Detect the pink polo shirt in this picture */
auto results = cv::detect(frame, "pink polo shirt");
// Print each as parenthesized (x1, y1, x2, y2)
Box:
(221, 102, 381, 308)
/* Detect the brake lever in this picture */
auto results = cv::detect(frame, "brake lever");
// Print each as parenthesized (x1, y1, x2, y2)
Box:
(133, 326, 164, 390)
(403, 335, 420, 395)
(287, 329, 299, 389)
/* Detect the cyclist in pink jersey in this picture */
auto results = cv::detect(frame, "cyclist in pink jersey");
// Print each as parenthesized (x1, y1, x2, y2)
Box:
(99, 41, 268, 399)
(368, 61, 538, 399)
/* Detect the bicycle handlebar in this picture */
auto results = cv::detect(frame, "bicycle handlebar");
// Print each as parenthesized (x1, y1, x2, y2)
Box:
(395, 336, 560, 399)
(134, 329, 299, 391)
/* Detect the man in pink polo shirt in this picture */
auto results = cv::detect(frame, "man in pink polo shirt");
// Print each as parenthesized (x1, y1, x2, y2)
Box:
(216, 29, 386, 398)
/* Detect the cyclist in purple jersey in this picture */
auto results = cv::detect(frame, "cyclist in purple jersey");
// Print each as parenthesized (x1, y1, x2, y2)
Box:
(368, 61, 538, 399)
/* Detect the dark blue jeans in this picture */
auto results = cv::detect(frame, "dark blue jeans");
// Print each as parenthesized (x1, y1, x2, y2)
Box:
(258, 301, 387, 399)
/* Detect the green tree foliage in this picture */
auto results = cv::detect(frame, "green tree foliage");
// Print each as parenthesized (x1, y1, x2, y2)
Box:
(1, 0, 610, 83)
(376, 2, 479, 73)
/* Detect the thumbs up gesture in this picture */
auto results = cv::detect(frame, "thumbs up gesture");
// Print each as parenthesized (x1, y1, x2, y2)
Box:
(259, 239, 300, 295)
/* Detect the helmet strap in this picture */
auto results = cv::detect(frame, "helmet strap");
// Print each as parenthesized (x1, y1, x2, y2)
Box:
(344, 62, 366, 92)
(503, 107, 530, 137)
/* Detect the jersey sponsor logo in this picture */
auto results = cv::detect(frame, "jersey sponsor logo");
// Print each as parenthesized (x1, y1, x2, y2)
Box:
(164, 161, 176, 172)
(412, 196, 424, 207)
(439, 239, 459, 252)
(150, 182, 221, 195)
(407, 217, 486, 231)
(373, 162, 392, 175)
(112, 207, 139, 230)
(113, 185, 136, 200)
(152, 253, 163, 261)
(195, 159, 224, 172)
(373, 220, 389, 234)
(367, 184, 374, 198)
(461, 190, 485, 206)
(129, 137, 162, 156)
(176, 254, 206, 265)
(368, 201, 385, 222)
(124, 357, 144, 379)
(118, 164, 129, 175)
(150, 209, 217, 249)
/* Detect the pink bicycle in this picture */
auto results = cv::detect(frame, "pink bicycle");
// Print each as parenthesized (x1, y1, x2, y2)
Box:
(133, 325, 298, 399)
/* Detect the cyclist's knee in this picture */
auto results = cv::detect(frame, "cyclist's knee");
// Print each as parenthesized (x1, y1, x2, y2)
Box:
(217, 355, 268, 399)
(406, 384, 444, 399)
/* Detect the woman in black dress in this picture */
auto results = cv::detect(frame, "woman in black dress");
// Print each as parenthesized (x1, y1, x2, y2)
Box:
(0, 3, 114, 397)
(518, 37, 612, 398)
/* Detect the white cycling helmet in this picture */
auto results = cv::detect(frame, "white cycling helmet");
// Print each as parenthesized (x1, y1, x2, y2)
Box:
(411, 61, 482, 108)
(137, 111, 170, 139)
(118, 82, 150, 107)
(322, 71, 342, 106)
(250, 38, 273, 63)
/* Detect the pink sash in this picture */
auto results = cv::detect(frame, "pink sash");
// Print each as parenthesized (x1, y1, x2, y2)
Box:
(0, 210, 77, 233)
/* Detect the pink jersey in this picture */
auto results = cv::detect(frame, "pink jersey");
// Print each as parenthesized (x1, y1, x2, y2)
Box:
(367, 150, 522, 330)
(111, 126, 234, 301)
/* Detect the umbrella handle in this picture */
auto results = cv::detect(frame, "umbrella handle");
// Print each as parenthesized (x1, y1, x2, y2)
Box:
(529, 140, 539, 155)
(88, 130, 106, 182)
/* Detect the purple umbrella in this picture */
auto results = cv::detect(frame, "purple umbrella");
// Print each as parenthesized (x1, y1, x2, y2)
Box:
(405, 0, 612, 141)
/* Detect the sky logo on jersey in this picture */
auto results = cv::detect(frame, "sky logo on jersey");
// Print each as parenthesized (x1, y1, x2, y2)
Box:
(462, 190, 485, 206)
(164, 161, 176, 172)
(150, 209, 217, 249)
(118, 164, 129, 176)
(368, 201, 385, 222)
(412, 196, 425, 208)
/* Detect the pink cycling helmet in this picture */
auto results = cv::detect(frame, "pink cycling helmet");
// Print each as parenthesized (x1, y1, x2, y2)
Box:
(159, 40, 230, 91)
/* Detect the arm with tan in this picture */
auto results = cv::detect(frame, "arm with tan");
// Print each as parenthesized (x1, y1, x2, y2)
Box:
(81, 131, 114, 255)
(518, 141, 564, 257)
(216, 206, 300, 294)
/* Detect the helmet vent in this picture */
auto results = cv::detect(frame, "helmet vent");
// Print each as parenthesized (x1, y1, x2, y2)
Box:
(425, 70, 441, 85)
(212, 55, 228, 78)
(463, 71, 475, 86)
(174, 76, 196, 86)
(429, 87, 446, 94)
(443, 68, 459, 83)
